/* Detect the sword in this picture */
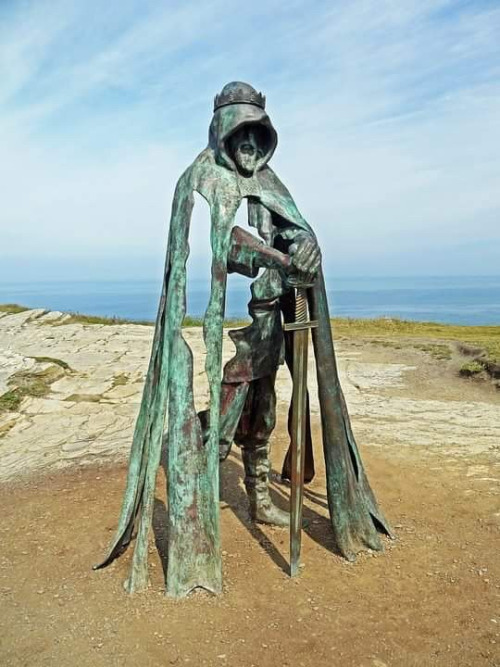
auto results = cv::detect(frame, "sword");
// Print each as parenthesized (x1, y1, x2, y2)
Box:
(283, 282, 317, 577)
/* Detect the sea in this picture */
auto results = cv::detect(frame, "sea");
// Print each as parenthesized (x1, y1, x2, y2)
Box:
(0, 275, 499, 326)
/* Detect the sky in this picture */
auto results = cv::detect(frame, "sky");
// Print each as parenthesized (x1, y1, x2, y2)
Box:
(1, 0, 499, 282)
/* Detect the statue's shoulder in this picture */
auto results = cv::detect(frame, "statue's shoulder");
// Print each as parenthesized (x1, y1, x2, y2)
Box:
(180, 148, 237, 205)
(173, 150, 207, 186)
(258, 164, 286, 186)
(257, 166, 312, 233)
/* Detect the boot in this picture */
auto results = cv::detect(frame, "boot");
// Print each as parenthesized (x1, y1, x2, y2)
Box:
(242, 444, 290, 527)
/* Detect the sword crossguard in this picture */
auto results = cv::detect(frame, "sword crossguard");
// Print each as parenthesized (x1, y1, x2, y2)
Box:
(283, 320, 318, 332)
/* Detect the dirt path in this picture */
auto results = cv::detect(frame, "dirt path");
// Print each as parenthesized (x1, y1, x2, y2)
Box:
(1, 441, 498, 666)
(0, 310, 499, 665)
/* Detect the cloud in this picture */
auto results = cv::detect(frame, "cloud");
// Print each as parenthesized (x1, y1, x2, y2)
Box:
(1, 0, 499, 280)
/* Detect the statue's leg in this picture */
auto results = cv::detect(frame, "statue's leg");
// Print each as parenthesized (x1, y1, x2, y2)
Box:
(219, 382, 250, 460)
(198, 382, 249, 460)
(199, 381, 250, 502)
(236, 374, 290, 527)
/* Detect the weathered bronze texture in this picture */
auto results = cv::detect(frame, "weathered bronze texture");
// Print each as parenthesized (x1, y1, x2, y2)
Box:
(284, 286, 317, 576)
(95, 81, 393, 598)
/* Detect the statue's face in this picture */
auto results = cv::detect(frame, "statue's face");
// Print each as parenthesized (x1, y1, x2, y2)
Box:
(229, 127, 262, 176)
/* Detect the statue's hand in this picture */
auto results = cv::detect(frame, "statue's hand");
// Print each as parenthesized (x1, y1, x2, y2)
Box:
(285, 269, 316, 289)
(289, 236, 321, 275)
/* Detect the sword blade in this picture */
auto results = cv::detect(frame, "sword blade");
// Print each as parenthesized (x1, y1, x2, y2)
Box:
(290, 302, 309, 577)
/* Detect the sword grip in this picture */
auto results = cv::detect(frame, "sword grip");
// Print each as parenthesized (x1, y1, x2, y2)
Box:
(295, 287, 308, 324)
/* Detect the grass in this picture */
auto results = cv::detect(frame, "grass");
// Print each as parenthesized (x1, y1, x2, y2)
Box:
(111, 373, 129, 387)
(331, 317, 499, 363)
(410, 343, 453, 361)
(62, 313, 251, 327)
(62, 313, 153, 326)
(0, 391, 24, 413)
(0, 361, 69, 416)
(0, 303, 30, 314)
(0, 304, 250, 328)
(1, 303, 498, 361)
(459, 360, 484, 377)
(30, 356, 72, 371)
(366, 338, 453, 360)
(0, 375, 51, 414)
(183, 316, 250, 328)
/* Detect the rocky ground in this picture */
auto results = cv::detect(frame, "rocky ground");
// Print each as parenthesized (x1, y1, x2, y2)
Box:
(0, 309, 499, 666)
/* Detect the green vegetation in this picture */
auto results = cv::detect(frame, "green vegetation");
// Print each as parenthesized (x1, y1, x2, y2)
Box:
(0, 362, 68, 416)
(112, 373, 129, 387)
(183, 315, 250, 328)
(182, 315, 204, 327)
(0, 303, 30, 314)
(0, 303, 250, 328)
(63, 313, 250, 327)
(224, 318, 250, 328)
(331, 317, 499, 363)
(31, 356, 72, 371)
(366, 338, 453, 360)
(64, 393, 102, 403)
(0, 375, 51, 414)
(0, 391, 24, 413)
(1, 303, 497, 362)
(459, 360, 484, 377)
(62, 313, 153, 326)
(411, 343, 453, 360)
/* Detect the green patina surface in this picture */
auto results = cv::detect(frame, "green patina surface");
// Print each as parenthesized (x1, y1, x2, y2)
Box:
(96, 83, 392, 597)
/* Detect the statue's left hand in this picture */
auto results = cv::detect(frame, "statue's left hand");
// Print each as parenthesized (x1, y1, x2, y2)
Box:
(289, 236, 321, 275)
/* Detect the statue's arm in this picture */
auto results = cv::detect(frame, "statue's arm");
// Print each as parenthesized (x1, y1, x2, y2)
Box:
(227, 226, 292, 278)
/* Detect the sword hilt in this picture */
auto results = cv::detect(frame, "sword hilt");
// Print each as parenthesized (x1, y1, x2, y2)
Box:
(283, 286, 318, 332)
(295, 287, 308, 323)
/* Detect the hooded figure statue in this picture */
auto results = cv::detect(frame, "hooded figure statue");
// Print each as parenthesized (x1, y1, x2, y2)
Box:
(95, 82, 392, 598)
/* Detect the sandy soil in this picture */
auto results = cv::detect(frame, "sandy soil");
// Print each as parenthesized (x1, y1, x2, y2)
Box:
(1, 420, 499, 666)
(0, 312, 499, 666)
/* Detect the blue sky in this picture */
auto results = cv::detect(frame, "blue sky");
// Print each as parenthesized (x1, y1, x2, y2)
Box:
(1, 0, 499, 281)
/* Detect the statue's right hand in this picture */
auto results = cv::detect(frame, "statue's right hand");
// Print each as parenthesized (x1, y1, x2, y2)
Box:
(285, 266, 317, 289)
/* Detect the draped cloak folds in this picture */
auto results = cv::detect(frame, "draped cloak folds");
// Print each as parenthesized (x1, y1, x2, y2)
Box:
(95, 101, 392, 598)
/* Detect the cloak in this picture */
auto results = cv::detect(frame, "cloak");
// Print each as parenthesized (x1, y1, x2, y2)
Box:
(96, 96, 392, 597)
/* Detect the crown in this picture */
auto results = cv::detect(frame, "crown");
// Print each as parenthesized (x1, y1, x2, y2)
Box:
(213, 83, 266, 112)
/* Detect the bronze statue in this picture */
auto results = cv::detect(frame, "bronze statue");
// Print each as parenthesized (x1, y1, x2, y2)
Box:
(96, 81, 392, 597)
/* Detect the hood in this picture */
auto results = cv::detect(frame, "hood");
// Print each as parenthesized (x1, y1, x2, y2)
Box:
(208, 102, 277, 173)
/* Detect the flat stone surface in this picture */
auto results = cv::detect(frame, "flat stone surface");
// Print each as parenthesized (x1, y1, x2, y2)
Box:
(0, 309, 499, 483)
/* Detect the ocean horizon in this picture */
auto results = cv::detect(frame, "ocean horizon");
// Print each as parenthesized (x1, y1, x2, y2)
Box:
(0, 275, 499, 326)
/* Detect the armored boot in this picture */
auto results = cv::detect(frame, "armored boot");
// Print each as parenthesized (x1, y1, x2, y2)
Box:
(241, 444, 290, 527)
